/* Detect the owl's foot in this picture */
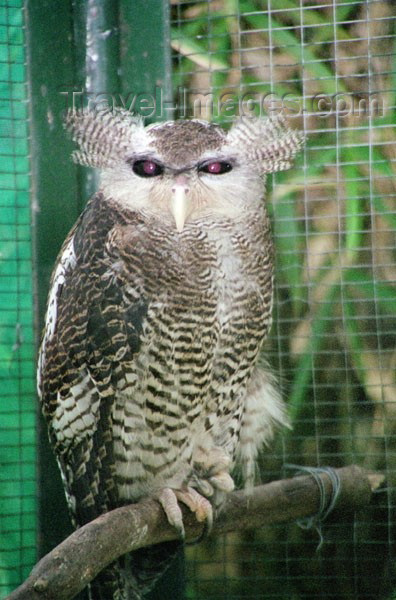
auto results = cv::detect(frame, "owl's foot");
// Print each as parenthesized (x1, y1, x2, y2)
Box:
(154, 448, 234, 541)
(192, 446, 235, 499)
(155, 486, 213, 539)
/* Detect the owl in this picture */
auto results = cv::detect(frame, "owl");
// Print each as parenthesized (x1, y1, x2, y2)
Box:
(37, 108, 304, 599)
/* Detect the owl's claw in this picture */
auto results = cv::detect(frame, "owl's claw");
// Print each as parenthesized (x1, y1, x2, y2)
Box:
(175, 486, 213, 530)
(192, 446, 235, 498)
(155, 448, 233, 541)
(209, 470, 235, 493)
(155, 486, 213, 540)
(156, 488, 185, 538)
(193, 470, 234, 497)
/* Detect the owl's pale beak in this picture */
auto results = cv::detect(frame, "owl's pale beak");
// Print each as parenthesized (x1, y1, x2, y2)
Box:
(171, 176, 191, 232)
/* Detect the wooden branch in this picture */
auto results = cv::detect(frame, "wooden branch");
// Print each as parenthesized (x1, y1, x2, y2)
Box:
(7, 465, 382, 600)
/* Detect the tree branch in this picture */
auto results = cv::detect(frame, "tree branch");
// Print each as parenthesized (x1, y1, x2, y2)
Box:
(7, 465, 383, 600)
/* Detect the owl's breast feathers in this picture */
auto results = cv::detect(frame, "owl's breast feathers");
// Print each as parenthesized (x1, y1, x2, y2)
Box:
(38, 192, 274, 521)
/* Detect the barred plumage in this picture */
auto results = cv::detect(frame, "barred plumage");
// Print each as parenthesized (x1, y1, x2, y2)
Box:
(38, 109, 304, 599)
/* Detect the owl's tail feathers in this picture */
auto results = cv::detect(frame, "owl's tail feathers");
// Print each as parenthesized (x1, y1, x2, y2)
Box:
(88, 541, 182, 600)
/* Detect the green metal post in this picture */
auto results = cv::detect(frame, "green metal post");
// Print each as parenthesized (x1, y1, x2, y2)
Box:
(120, 0, 173, 121)
(72, 0, 120, 198)
(25, 0, 80, 563)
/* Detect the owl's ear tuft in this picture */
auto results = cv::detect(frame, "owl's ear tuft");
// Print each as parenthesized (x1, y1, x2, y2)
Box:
(227, 115, 305, 174)
(64, 108, 144, 169)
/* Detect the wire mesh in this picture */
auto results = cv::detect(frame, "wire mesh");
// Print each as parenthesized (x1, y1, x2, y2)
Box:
(0, 1, 36, 597)
(171, 1, 396, 599)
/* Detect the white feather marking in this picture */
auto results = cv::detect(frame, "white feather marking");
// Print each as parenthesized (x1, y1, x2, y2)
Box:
(37, 237, 76, 388)
(47, 238, 76, 336)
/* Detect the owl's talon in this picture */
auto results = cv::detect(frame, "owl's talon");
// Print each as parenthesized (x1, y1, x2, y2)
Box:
(155, 488, 185, 539)
(155, 486, 213, 540)
(209, 471, 235, 493)
(193, 446, 232, 478)
(192, 446, 235, 502)
(177, 487, 213, 544)
(194, 479, 214, 498)
(175, 486, 213, 531)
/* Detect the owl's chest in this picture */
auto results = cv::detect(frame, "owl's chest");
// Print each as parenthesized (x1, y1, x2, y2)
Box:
(132, 231, 271, 386)
(139, 231, 267, 329)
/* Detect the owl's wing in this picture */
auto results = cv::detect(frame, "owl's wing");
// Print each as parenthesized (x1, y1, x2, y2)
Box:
(38, 195, 148, 526)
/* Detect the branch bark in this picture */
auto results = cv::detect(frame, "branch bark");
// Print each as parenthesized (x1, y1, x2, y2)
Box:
(7, 465, 382, 600)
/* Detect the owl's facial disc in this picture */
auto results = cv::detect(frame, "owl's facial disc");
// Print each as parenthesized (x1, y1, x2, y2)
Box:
(123, 150, 239, 230)
(170, 175, 191, 232)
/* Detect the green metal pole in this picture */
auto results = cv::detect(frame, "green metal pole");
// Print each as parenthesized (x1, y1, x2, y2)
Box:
(25, 0, 81, 563)
(72, 0, 120, 199)
(120, 0, 173, 122)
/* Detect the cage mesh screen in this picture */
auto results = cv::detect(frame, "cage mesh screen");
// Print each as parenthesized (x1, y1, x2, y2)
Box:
(0, 2, 36, 597)
(171, 2, 396, 599)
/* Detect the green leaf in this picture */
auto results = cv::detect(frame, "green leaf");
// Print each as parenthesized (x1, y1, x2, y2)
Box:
(171, 34, 229, 71)
(343, 292, 367, 384)
(344, 269, 396, 316)
(271, 190, 305, 316)
(341, 147, 365, 256)
(288, 285, 339, 423)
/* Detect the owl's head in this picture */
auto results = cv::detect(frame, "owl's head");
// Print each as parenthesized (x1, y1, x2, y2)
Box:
(65, 109, 304, 231)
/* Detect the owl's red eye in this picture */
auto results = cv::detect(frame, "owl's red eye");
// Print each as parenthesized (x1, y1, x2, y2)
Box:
(132, 160, 164, 178)
(199, 161, 233, 175)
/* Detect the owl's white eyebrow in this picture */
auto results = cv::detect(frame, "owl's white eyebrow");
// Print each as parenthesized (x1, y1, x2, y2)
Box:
(198, 156, 237, 166)
(197, 156, 238, 169)
(125, 156, 195, 174)
(125, 154, 164, 166)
